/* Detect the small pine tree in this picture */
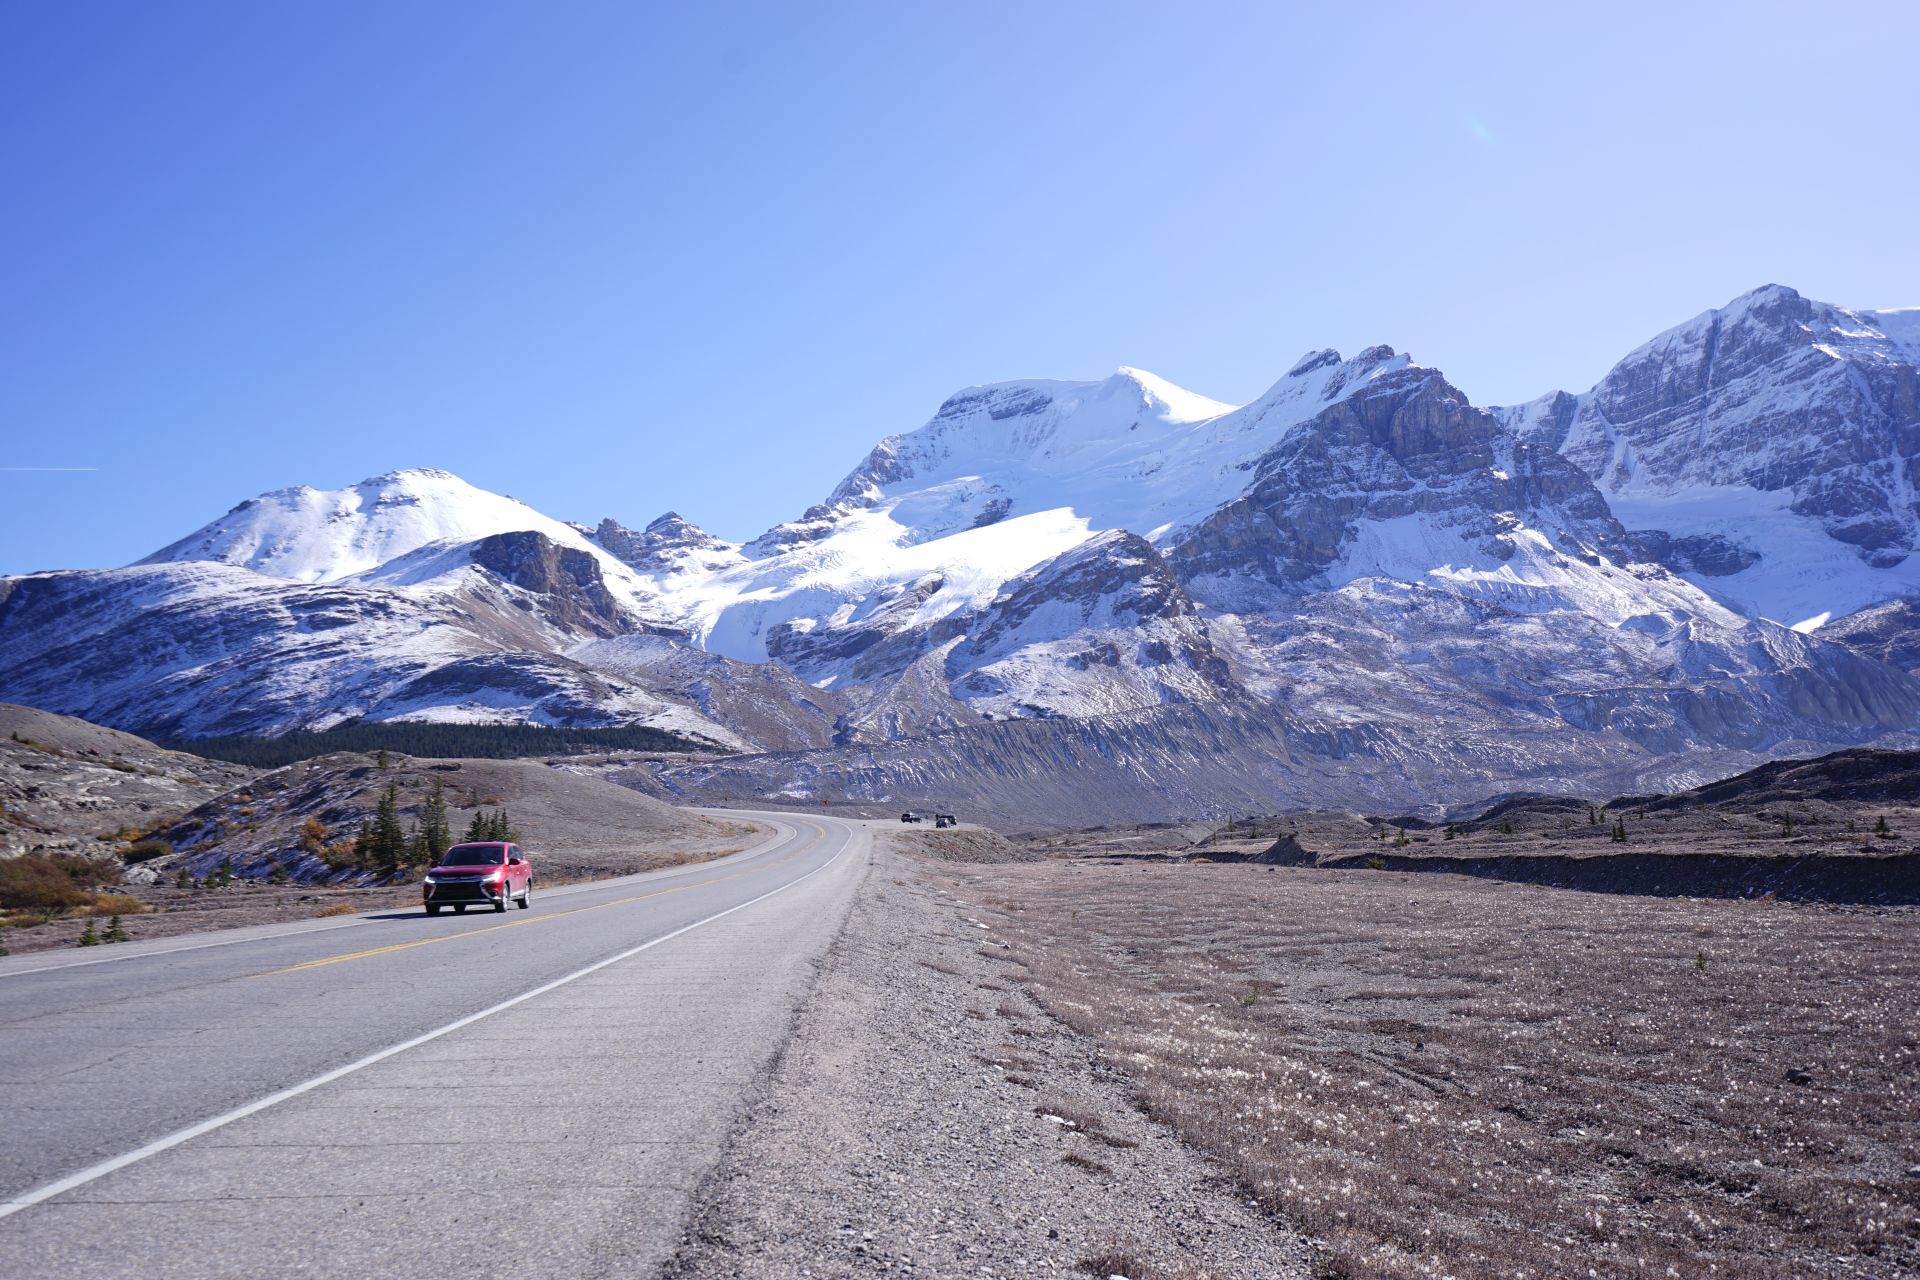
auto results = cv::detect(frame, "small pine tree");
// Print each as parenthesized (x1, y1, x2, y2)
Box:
(268, 861, 289, 885)
(1499, 817, 1515, 835)
(1444, 823, 1457, 841)
(1875, 815, 1893, 837)
(1588, 804, 1601, 826)
(175, 867, 192, 889)
(376, 748, 391, 769)
(105, 913, 129, 943)
(1393, 826, 1410, 847)
(216, 856, 234, 887)
(422, 779, 451, 861)
(77, 919, 100, 947)
(1611, 816, 1627, 843)
(465, 810, 489, 842)
(371, 784, 406, 874)
(1781, 814, 1794, 837)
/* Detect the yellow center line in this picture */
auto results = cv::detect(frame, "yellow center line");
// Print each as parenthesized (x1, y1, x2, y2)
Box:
(260, 830, 822, 976)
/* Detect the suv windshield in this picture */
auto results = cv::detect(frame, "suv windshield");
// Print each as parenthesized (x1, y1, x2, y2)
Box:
(436, 845, 508, 867)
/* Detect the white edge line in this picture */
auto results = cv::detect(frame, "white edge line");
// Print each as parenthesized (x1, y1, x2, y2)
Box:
(0, 820, 802, 982)
(0, 829, 844, 1220)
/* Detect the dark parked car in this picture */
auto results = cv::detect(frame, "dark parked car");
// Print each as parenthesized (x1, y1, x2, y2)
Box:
(422, 842, 532, 915)
(935, 814, 957, 828)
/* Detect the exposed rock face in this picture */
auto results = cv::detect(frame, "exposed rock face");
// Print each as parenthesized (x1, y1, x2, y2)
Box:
(1499, 286, 1920, 621)
(1821, 598, 1920, 675)
(593, 513, 741, 575)
(1625, 530, 1761, 577)
(947, 531, 1239, 718)
(1170, 355, 1625, 605)
(468, 530, 625, 638)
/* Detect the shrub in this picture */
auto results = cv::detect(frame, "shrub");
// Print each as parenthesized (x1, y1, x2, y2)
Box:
(87, 893, 147, 916)
(0, 853, 105, 915)
(314, 902, 358, 918)
(124, 840, 171, 864)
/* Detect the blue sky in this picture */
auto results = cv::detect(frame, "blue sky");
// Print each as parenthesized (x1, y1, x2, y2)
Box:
(3, 0, 1915, 574)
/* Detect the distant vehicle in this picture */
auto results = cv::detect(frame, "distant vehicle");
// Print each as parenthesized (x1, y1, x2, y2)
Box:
(935, 814, 957, 828)
(423, 842, 532, 915)
(900, 812, 920, 823)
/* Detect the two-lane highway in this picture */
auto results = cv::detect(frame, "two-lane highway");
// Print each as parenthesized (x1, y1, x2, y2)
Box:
(0, 811, 871, 1278)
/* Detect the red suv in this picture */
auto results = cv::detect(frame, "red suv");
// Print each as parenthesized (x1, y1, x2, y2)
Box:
(423, 842, 532, 915)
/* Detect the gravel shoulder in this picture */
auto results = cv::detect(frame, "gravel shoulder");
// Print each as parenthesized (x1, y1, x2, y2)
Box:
(669, 833, 1313, 1280)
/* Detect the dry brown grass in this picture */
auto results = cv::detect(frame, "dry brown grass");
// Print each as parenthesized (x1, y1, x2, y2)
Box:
(313, 902, 359, 918)
(85, 892, 149, 916)
(946, 860, 1919, 1279)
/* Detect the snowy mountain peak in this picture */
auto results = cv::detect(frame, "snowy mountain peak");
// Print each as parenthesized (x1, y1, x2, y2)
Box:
(1287, 349, 1342, 377)
(592, 513, 742, 577)
(139, 468, 602, 585)
(1497, 285, 1920, 630)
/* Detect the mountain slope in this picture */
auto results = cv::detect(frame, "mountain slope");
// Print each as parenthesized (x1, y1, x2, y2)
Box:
(1498, 286, 1920, 629)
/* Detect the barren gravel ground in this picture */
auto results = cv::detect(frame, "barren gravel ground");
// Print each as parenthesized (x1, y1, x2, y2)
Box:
(943, 857, 1920, 1280)
(670, 835, 1315, 1280)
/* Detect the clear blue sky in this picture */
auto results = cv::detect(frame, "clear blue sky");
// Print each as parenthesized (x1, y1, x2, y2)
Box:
(3, 0, 1914, 574)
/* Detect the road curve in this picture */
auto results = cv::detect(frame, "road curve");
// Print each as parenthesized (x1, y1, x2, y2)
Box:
(0, 810, 871, 1278)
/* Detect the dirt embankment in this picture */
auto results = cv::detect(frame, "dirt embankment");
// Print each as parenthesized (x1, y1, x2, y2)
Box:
(1176, 784, 1920, 904)
(884, 823, 1042, 864)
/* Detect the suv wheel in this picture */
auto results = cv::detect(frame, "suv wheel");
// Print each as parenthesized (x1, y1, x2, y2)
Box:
(518, 881, 532, 909)
(426, 904, 440, 916)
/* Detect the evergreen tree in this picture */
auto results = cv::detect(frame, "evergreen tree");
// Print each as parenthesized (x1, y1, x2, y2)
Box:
(465, 810, 489, 842)
(371, 783, 406, 874)
(216, 856, 234, 887)
(1498, 817, 1515, 836)
(175, 867, 192, 889)
(422, 780, 451, 860)
(1587, 803, 1600, 825)
(105, 913, 129, 942)
(1444, 824, 1457, 841)
(268, 861, 289, 885)
(77, 919, 100, 947)
(493, 809, 514, 841)
(1876, 815, 1893, 837)
(376, 748, 391, 769)
(1611, 816, 1628, 843)
(404, 820, 427, 867)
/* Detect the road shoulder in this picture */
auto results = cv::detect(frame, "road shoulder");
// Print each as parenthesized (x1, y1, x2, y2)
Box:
(668, 836, 1313, 1279)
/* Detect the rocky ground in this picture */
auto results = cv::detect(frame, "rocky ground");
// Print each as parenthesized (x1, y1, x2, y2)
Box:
(0, 703, 252, 859)
(937, 856, 1919, 1280)
(670, 830, 1317, 1280)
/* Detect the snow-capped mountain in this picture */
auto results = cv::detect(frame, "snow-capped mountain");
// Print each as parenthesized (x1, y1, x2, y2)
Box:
(1498, 285, 1920, 630)
(143, 468, 595, 582)
(4, 283, 1918, 819)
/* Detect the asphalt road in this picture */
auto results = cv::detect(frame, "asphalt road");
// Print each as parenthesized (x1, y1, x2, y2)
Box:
(0, 810, 871, 1278)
